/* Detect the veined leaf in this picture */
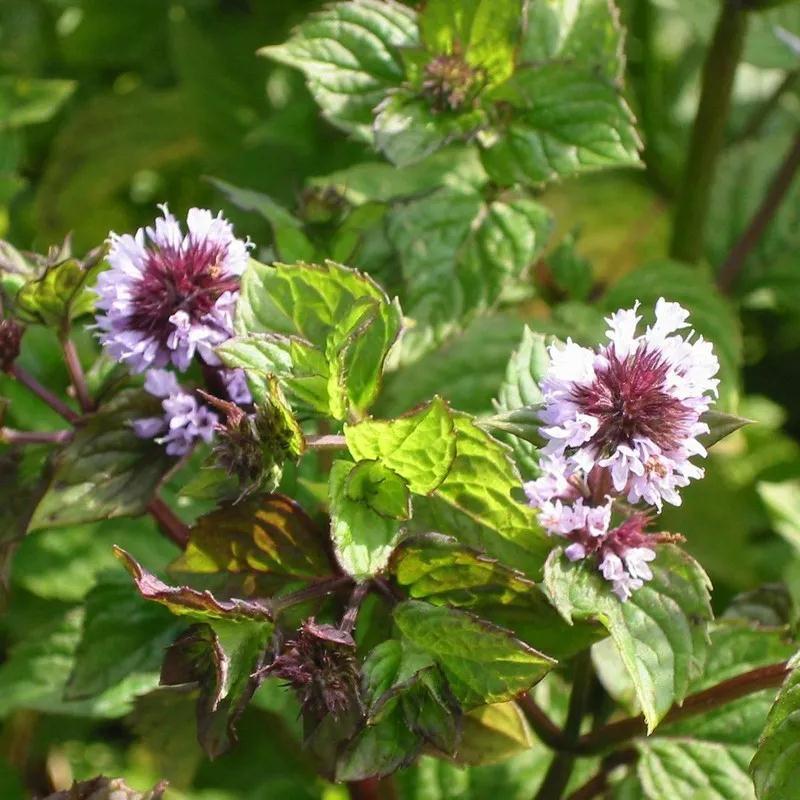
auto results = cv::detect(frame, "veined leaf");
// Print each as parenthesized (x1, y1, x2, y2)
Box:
(545, 544, 713, 732)
(260, 0, 418, 137)
(394, 599, 555, 707)
(344, 396, 457, 495)
(28, 389, 174, 531)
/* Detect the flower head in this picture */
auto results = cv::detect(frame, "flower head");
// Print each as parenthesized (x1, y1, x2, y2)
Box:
(95, 206, 251, 373)
(134, 368, 218, 456)
(540, 299, 719, 510)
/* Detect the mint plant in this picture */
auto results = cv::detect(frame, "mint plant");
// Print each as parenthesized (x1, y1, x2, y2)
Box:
(1, 1, 800, 799)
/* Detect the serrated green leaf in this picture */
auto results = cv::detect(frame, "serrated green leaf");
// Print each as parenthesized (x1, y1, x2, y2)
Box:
(346, 459, 411, 520)
(232, 259, 401, 418)
(603, 260, 742, 408)
(172, 494, 333, 579)
(27, 389, 174, 531)
(394, 599, 555, 707)
(344, 396, 456, 495)
(521, 0, 624, 80)
(16, 255, 103, 328)
(419, 0, 522, 83)
(65, 576, 181, 701)
(637, 738, 756, 800)
(260, 0, 418, 137)
(750, 656, 800, 800)
(362, 639, 436, 712)
(373, 91, 487, 167)
(329, 460, 403, 578)
(424, 412, 551, 575)
(481, 64, 641, 186)
(391, 533, 602, 660)
(545, 544, 713, 732)
(387, 188, 551, 362)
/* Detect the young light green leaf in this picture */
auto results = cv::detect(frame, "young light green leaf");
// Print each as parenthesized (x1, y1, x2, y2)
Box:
(545, 544, 713, 732)
(28, 389, 174, 531)
(394, 599, 555, 707)
(329, 460, 404, 578)
(346, 460, 412, 520)
(637, 738, 756, 800)
(344, 396, 456, 495)
(750, 655, 800, 800)
(481, 64, 641, 186)
(260, 0, 418, 137)
(171, 494, 333, 578)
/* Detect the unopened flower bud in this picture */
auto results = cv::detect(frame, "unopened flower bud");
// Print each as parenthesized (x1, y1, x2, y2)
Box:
(422, 53, 483, 112)
(0, 319, 23, 372)
(268, 619, 361, 721)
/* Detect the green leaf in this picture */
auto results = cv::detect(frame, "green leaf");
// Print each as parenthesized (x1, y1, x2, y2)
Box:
(0, 607, 159, 718)
(545, 544, 713, 732)
(391, 533, 602, 660)
(344, 396, 456, 495)
(521, 0, 624, 80)
(114, 547, 274, 624)
(260, 0, 418, 137)
(207, 177, 315, 263)
(394, 599, 555, 707)
(759, 480, 800, 553)
(420, 0, 522, 83)
(362, 639, 436, 712)
(373, 91, 487, 167)
(750, 655, 800, 800)
(346, 459, 412, 520)
(329, 460, 403, 578)
(65, 576, 181, 700)
(0, 76, 75, 130)
(636, 738, 756, 800)
(15, 253, 104, 328)
(171, 493, 333, 578)
(421, 412, 551, 576)
(602, 260, 742, 408)
(455, 701, 534, 766)
(232, 259, 402, 418)
(387, 188, 551, 362)
(28, 389, 174, 531)
(700, 410, 752, 450)
(481, 64, 641, 186)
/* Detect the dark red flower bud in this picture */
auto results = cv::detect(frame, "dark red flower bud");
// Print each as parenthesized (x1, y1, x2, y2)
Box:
(0, 319, 23, 372)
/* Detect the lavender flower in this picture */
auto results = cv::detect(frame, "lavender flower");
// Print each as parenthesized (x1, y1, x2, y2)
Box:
(134, 369, 218, 456)
(539, 299, 718, 509)
(95, 206, 251, 373)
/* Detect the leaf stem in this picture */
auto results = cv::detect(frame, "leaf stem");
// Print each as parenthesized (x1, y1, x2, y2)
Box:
(717, 132, 800, 293)
(60, 337, 94, 413)
(146, 496, 190, 549)
(565, 749, 638, 800)
(9, 364, 79, 424)
(305, 433, 347, 450)
(534, 651, 594, 800)
(517, 693, 570, 751)
(339, 581, 370, 635)
(669, 0, 748, 263)
(574, 660, 789, 755)
(0, 428, 73, 446)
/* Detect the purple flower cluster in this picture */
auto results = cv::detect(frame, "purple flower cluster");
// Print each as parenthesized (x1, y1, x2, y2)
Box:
(96, 206, 253, 455)
(526, 299, 719, 600)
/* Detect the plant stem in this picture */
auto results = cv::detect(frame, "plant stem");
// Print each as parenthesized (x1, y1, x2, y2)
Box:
(517, 693, 569, 751)
(305, 433, 347, 450)
(670, 0, 748, 263)
(339, 581, 370, 634)
(9, 364, 79, 424)
(60, 337, 93, 413)
(575, 660, 789, 755)
(736, 70, 798, 142)
(534, 652, 594, 800)
(565, 750, 638, 800)
(347, 777, 397, 800)
(272, 575, 353, 614)
(0, 428, 73, 446)
(146, 496, 190, 549)
(717, 132, 800, 293)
